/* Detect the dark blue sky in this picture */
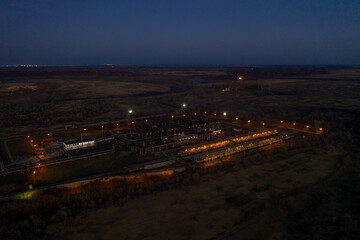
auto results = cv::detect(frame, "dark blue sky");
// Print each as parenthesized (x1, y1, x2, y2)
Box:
(1, 0, 359, 65)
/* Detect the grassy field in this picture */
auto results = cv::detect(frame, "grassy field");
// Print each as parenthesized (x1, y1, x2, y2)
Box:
(43, 144, 345, 240)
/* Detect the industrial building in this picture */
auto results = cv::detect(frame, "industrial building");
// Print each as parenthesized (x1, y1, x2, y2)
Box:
(63, 139, 95, 151)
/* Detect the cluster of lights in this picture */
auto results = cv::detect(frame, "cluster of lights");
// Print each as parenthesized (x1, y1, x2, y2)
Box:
(183, 131, 275, 155)
(232, 131, 275, 143)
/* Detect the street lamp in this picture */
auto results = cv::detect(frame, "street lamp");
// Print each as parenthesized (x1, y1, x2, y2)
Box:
(182, 104, 186, 108)
(223, 112, 227, 116)
(129, 109, 133, 114)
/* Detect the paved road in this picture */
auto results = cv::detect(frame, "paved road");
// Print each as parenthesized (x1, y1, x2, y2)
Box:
(0, 149, 115, 176)
(0, 155, 4, 171)
(3, 139, 14, 165)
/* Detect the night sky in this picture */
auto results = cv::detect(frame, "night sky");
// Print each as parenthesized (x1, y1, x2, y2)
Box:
(1, 0, 359, 65)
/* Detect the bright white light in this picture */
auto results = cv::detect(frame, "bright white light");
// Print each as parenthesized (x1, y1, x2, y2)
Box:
(223, 112, 227, 116)
(182, 104, 186, 108)
(129, 110, 133, 114)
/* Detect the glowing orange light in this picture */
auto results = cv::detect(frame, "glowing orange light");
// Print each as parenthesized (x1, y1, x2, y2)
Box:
(248, 120, 251, 123)
(183, 114, 186, 117)
(214, 113, 217, 117)
(101, 125, 104, 128)
(236, 117, 238, 121)
(204, 111, 207, 114)
(171, 115, 174, 119)
(262, 122, 265, 126)
(145, 119, 148, 123)
(84, 128, 87, 131)
(306, 125, 310, 129)
(30, 140, 33, 143)
(27, 135, 30, 138)
(194, 113, 197, 116)
(319, 128, 323, 131)
(280, 120, 283, 124)
(33, 171, 36, 175)
(131, 121, 134, 124)
(238, 76, 243, 80)
(116, 123, 119, 126)
(47, 133, 50, 137)
(293, 123, 296, 126)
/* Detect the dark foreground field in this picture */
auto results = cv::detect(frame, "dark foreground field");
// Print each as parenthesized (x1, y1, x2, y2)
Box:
(0, 66, 360, 240)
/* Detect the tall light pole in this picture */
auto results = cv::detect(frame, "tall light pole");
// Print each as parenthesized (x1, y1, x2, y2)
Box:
(129, 110, 133, 135)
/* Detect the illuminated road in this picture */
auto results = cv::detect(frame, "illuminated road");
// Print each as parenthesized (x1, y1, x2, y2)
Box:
(0, 149, 115, 176)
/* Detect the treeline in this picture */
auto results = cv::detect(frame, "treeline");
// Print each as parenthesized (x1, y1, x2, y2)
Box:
(0, 135, 323, 239)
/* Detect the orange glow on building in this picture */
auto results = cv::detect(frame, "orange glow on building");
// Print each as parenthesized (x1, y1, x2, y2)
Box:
(232, 130, 274, 143)
(182, 131, 276, 155)
(184, 140, 231, 154)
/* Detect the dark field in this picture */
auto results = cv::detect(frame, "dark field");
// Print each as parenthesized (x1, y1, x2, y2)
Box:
(0, 66, 360, 240)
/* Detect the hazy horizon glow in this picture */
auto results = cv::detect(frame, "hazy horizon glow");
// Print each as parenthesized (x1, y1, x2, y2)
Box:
(1, 0, 359, 65)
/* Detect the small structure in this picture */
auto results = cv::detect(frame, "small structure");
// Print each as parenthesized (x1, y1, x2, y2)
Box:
(173, 133, 198, 142)
(63, 139, 95, 151)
